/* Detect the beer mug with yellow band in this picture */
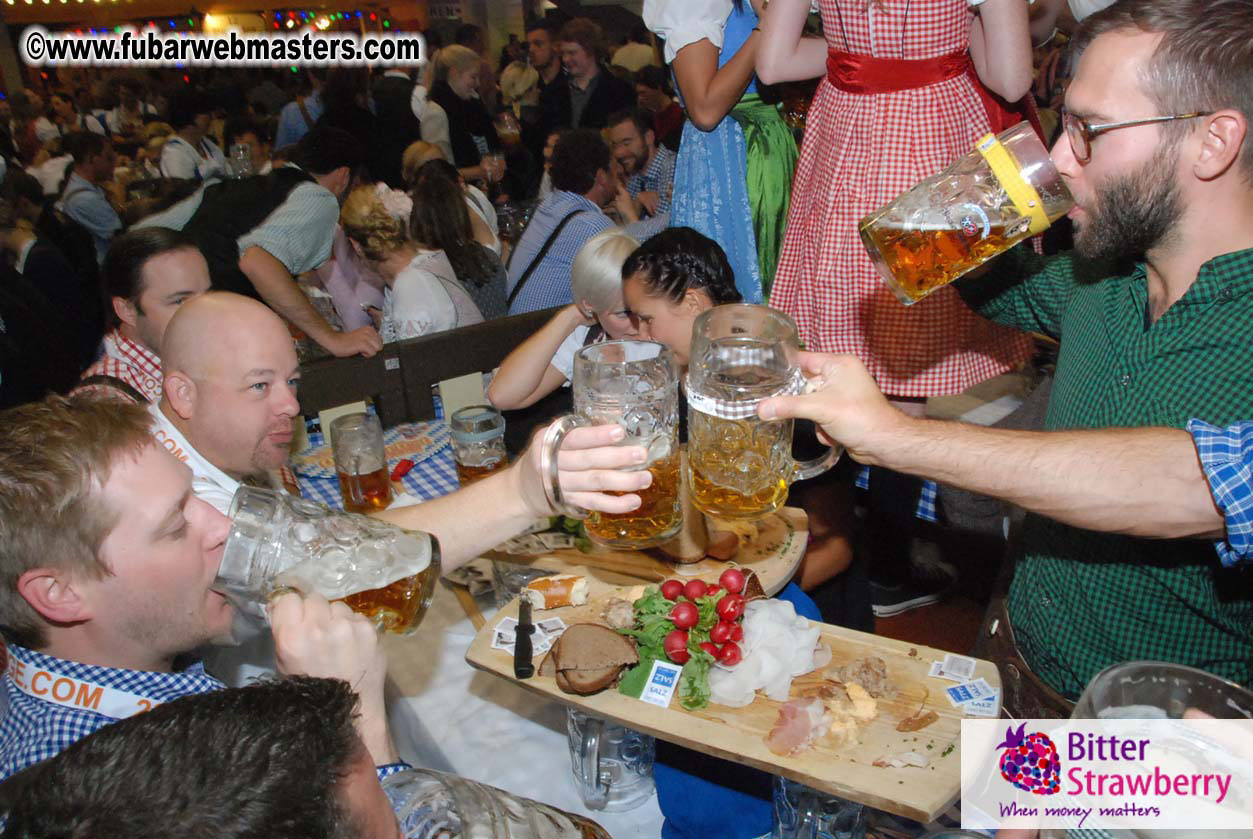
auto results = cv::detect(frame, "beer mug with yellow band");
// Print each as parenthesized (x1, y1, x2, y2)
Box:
(859, 121, 1073, 305)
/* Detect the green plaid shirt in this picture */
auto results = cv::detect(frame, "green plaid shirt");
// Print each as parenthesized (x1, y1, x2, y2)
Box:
(961, 246, 1253, 699)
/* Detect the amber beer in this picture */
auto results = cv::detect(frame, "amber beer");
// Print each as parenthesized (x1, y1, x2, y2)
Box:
(688, 410, 792, 520)
(585, 449, 682, 547)
(454, 458, 507, 486)
(336, 560, 440, 634)
(860, 219, 1017, 303)
(336, 466, 393, 513)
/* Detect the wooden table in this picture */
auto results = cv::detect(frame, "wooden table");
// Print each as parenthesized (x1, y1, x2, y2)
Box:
(466, 574, 1002, 824)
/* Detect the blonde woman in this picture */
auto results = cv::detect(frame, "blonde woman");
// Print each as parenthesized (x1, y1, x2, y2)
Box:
(340, 184, 483, 342)
(498, 61, 540, 119)
(487, 229, 639, 410)
(428, 45, 504, 186)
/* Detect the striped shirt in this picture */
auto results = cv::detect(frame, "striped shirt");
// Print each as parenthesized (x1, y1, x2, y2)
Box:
(1189, 418, 1253, 567)
(135, 165, 339, 277)
(505, 191, 614, 315)
(962, 245, 1253, 699)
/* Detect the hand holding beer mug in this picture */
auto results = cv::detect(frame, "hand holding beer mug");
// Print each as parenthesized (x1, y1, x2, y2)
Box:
(215, 486, 440, 635)
(687, 305, 842, 521)
(331, 412, 393, 513)
(543, 340, 682, 549)
(860, 121, 1072, 305)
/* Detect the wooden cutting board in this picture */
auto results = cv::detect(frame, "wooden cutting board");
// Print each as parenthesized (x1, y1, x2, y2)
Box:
(466, 580, 1000, 824)
(482, 507, 808, 597)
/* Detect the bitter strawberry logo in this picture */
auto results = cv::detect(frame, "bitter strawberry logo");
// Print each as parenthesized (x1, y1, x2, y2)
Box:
(996, 723, 1061, 795)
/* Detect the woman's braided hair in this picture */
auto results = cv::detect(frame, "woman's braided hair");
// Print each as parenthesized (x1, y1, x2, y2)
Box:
(621, 227, 742, 305)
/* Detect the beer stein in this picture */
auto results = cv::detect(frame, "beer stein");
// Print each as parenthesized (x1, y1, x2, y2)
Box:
(860, 121, 1072, 305)
(772, 777, 865, 839)
(450, 404, 507, 485)
(687, 305, 841, 520)
(1073, 661, 1253, 720)
(215, 485, 440, 635)
(544, 340, 682, 549)
(330, 412, 393, 513)
(567, 709, 656, 812)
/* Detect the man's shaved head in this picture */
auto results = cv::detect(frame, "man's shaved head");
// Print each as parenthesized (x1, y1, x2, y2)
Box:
(161, 293, 302, 479)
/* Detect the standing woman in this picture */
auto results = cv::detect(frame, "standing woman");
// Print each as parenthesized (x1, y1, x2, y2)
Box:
(644, 0, 798, 304)
(758, 0, 1035, 399)
(428, 45, 505, 189)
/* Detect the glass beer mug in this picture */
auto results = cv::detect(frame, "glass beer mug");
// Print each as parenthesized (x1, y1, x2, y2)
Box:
(687, 305, 841, 520)
(215, 485, 440, 635)
(330, 412, 393, 513)
(860, 121, 1073, 305)
(545, 340, 682, 549)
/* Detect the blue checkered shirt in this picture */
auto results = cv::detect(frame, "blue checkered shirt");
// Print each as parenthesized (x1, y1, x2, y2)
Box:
(506, 191, 614, 315)
(1188, 418, 1253, 567)
(0, 644, 412, 789)
(0, 644, 224, 781)
(626, 145, 677, 217)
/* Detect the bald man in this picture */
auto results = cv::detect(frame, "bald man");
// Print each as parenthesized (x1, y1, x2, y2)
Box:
(154, 291, 650, 575)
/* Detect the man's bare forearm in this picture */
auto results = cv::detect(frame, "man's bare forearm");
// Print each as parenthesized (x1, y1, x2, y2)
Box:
(373, 464, 536, 575)
(863, 420, 1224, 540)
(239, 245, 335, 345)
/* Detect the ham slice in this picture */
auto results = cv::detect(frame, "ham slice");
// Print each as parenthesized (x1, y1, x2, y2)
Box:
(766, 697, 831, 756)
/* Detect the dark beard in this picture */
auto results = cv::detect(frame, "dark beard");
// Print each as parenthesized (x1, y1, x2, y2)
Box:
(1074, 146, 1183, 263)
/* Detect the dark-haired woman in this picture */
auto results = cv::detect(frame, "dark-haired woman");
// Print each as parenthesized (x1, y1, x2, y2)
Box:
(644, 0, 798, 303)
(411, 162, 508, 319)
(620, 225, 741, 367)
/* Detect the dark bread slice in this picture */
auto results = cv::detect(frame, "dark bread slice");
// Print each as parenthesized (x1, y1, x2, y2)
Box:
(538, 649, 557, 677)
(552, 624, 638, 671)
(546, 623, 639, 695)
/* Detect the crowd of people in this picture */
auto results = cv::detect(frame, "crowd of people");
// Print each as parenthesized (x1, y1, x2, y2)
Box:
(1, 0, 1252, 836)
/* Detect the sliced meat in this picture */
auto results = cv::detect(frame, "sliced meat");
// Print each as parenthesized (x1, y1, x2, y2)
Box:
(765, 697, 831, 756)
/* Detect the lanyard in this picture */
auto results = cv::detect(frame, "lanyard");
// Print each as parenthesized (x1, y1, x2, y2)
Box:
(6, 648, 162, 719)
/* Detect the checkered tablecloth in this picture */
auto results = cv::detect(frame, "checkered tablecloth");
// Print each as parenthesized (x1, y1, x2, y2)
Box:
(294, 420, 460, 510)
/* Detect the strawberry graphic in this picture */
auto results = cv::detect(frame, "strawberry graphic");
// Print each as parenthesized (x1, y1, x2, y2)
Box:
(996, 723, 1061, 795)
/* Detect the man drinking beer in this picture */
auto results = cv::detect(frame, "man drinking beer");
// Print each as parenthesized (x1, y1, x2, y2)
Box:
(0, 316, 649, 781)
(772, 0, 1253, 716)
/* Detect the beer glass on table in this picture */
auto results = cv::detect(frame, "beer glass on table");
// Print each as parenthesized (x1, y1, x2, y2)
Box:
(687, 305, 842, 521)
(330, 412, 393, 513)
(216, 486, 440, 635)
(860, 121, 1072, 305)
(450, 405, 508, 486)
(545, 340, 682, 549)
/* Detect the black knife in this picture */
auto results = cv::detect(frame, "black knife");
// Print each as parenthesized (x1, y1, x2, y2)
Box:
(514, 597, 535, 679)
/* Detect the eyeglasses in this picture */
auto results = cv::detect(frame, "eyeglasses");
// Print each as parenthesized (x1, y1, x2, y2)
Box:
(1062, 109, 1207, 163)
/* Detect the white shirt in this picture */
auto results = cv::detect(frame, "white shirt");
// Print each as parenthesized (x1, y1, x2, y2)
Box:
(382, 249, 483, 342)
(160, 135, 227, 182)
(643, 0, 732, 65)
(551, 324, 593, 381)
(464, 184, 501, 256)
(26, 155, 73, 196)
(33, 116, 59, 145)
(1067, 0, 1116, 18)
(148, 403, 240, 515)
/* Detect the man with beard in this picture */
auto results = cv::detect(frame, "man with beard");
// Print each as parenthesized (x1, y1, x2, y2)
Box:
(777, 0, 1253, 715)
(606, 108, 675, 221)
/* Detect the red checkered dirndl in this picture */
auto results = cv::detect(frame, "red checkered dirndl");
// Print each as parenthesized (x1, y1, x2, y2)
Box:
(769, 0, 1032, 397)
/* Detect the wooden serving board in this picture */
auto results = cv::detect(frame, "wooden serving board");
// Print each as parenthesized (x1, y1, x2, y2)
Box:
(482, 507, 807, 597)
(466, 582, 1000, 823)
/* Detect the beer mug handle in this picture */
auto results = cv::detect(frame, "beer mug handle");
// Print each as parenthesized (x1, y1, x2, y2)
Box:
(539, 415, 590, 518)
(792, 442, 844, 483)
(576, 716, 610, 808)
(347, 455, 366, 507)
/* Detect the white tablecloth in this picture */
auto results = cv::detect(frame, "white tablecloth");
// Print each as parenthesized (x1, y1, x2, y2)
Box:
(383, 583, 666, 839)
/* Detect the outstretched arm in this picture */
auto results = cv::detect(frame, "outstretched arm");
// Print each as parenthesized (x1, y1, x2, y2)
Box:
(759, 353, 1225, 542)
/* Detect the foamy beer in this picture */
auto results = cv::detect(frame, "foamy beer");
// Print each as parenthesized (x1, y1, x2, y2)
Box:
(547, 341, 682, 549)
(216, 486, 440, 636)
(860, 121, 1073, 305)
(686, 305, 842, 521)
(330, 412, 393, 513)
